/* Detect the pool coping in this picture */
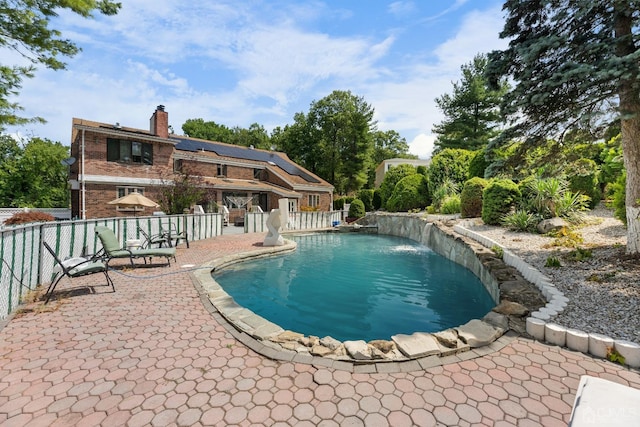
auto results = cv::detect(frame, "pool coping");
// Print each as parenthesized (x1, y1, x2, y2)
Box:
(190, 226, 534, 372)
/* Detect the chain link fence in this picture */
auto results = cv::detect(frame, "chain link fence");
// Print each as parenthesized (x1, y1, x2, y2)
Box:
(0, 213, 223, 319)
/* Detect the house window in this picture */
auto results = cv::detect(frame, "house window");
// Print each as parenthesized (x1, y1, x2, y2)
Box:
(308, 194, 320, 207)
(173, 159, 183, 172)
(107, 139, 153, 165)
(253, 168, 263, 180)
(116, 187, 145, 211)
(217, 164, 227, 177)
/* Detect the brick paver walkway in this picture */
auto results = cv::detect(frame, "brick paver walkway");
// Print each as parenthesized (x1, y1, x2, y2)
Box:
(1, 233, 639, 426)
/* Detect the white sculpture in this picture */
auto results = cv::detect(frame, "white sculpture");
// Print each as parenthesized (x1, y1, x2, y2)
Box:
(263, 198, 288, 246)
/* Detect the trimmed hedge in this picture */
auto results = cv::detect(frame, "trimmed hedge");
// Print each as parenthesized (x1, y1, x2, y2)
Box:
(348, 199, 366, 218)
(386, 174, 429, 212)
(357, 189, 375, 212)
(482, 179, 521, 225)
(460, 177, 488, 218)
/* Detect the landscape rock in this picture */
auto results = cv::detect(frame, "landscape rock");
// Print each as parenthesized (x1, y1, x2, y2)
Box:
(271, 330, 304, 343)
(432, 329, 459, 348)
(493, 300, 529, 317)
(368, 340, 395, 353)
(391, 333, 441, 358)
(456, 319, 504, 348)
(310, 345, 333, 356)
(483, 311, 509, 330)
(344, 340, 372, 360)
(320, 336, 342, 350)
(537, 217, 568, 234)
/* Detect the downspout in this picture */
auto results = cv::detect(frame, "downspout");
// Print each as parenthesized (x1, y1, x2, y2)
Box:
(81, 129, 86, 220)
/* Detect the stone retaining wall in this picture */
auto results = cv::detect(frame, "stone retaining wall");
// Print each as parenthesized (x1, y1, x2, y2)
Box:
(371, 214, 499, 303)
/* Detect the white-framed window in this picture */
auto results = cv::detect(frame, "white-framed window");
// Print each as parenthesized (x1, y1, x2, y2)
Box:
(116, 187, 145, 211)
(308, 194, 320, 208)
(173, 159, 183, 172)
(217, 164, 227, 177)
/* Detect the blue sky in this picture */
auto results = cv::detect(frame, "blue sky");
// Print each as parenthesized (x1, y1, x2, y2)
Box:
(5, 0, 508, 159)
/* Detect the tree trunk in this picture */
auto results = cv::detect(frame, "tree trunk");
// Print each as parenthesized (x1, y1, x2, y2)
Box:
(615, 2, 640, 254)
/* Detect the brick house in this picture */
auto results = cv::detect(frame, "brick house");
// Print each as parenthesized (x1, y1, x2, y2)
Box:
(69, 106, 334, 219)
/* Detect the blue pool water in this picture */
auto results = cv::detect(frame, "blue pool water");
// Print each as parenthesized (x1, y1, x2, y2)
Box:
(213, 233, 495, 342)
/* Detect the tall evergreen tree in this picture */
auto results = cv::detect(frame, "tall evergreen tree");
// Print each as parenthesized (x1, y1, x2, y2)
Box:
(486, 1, 640, 254)
(432, 54, 507, 152)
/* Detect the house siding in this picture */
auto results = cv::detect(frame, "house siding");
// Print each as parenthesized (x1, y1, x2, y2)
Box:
(70, 108, 333, 219)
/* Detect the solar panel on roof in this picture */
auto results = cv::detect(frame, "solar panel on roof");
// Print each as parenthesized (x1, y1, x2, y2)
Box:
(172, 138, 321, 183)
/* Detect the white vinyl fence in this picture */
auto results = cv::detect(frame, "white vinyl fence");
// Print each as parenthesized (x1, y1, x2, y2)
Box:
(245, 210, 343, 233)
(0, 213, 223, 319)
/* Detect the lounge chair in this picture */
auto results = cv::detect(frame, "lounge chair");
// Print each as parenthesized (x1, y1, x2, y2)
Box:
(161, 223, 189, 248)
(138, 227, 171, 248)
(95, 226, 176, 267)
(43, 242, 114, 304)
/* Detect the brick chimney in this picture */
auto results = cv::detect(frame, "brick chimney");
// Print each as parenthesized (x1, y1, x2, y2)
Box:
(150, 105, 169, 138)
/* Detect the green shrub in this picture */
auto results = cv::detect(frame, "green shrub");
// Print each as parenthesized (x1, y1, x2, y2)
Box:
(386, 174, 429, 212)
(611, 172, 627, 225)
(545, 256, 562, 268)
(427, 148, 473, 192)
(347, 199, 365, 218)
(379, 164, 417, 209)
(567, 158, 601, 209)
(430, 179, 459, 212)
(517, 175, 537, 208)
(501, 210, 539, 232)
(528, 177, 566, 218)
(334, 197, 346, 210)
(556, 192, 589, 224)
(468, 149, 488, 178)
(416, 165, 428, 176)
(599, 134, 624, 187)
(357, 189, 374, 212)
(482, 179, 521, 225)
(460, 177, 488, 218)
(441, 195, 461, 214)
(372, 189, 382, 210)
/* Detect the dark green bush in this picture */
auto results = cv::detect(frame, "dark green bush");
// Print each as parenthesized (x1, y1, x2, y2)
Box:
(386, 174, 429, 212)
(427, 148, 473, 192)
(460, 177, 488, 218)
(482, 179, 521, 225)
(357, 189, 374, 212)
(348, 199, 366, 218)
(468, 149, 488, 179)
(517, 175, 537, 209)
(379, 164, 417, 209)
(566, 158, 601, 209)
(334, 197, 345, 210)
(416, 165, 428, 176)
(372, 189, 382, 210)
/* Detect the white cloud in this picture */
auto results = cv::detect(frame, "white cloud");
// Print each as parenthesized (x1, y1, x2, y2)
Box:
(3, 1, 509, 152)
(408, 133, 436, 159)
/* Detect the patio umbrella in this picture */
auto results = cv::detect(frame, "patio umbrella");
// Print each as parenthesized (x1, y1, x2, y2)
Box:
(108, 191, 159, 213)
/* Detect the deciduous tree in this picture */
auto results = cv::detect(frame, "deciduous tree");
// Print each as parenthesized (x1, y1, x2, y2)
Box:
(0, 0, 121, 129)
(0, 136, 69, 207)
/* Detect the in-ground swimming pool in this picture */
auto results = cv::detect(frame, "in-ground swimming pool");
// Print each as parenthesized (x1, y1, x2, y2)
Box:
(213, 233, 495, 342)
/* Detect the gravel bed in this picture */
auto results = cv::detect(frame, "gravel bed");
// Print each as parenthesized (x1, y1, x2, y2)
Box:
(466, 206, 640, 344)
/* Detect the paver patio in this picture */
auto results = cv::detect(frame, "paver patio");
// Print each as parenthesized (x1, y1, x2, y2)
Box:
(1, 232, 639, 426)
